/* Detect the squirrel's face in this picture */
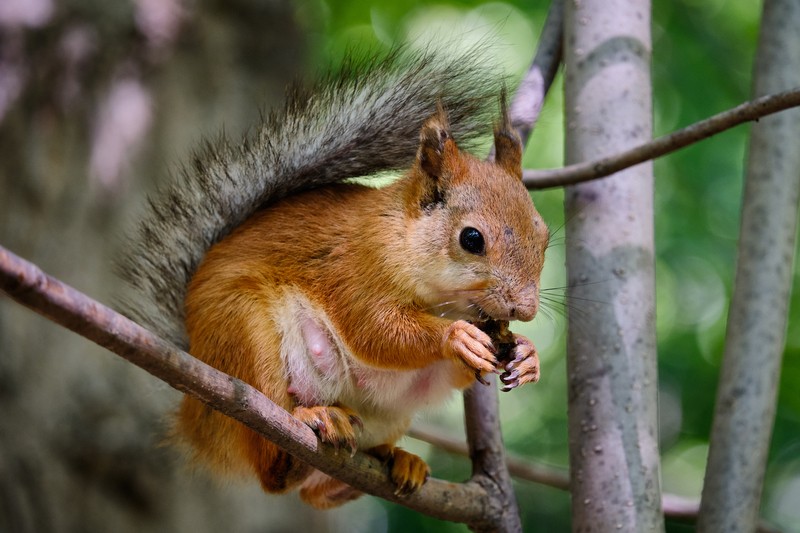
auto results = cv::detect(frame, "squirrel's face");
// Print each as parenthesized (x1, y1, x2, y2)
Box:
(405, 104, 549, 323)
(410, 155, 549, 323)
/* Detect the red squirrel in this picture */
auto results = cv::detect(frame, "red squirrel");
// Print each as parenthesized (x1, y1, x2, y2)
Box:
(118, 50, 549, 508)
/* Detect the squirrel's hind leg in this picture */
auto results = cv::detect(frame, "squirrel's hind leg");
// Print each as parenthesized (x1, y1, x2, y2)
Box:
(175, 395, 313, 492)
(292, 404, 363, 454)
(296, 442, 431, 508)
(244, 427, 315, 493)
(298, 470, 363, 509)
(241, 316, 322, 493)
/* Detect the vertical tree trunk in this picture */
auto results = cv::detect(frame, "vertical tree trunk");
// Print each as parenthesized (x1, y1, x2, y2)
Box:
(698, 1, 800, 531)
(562, 1, 664, 531)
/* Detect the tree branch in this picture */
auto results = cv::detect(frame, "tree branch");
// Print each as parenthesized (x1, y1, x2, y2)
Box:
(407, 425, 784, 533)
(508, 0, 563, 147)
(463, 379, 522, 532)
(0, 245, 489, 525)
(523, 86, 800, 189)
(410, 424, 569, 491)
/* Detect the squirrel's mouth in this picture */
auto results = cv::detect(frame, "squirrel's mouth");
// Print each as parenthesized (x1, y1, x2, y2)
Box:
(472, 301, 535, 323)
(473, 304, 491, 321)
(430, 300, 486, 322)
(472, 302, 513, 322)
(428, 293, 533, 322)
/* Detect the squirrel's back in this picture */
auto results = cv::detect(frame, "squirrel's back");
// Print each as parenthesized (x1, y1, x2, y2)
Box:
(116, 46, 503, 346)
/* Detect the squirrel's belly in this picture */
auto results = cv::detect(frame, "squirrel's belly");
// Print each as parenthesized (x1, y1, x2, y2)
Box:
(273, 290, 460, 447)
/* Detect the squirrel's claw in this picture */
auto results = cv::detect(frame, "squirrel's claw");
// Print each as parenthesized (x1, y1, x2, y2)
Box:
(292, 405, 362, 453)
(475, 370, 491, 386)
(367, 445, 430, 497)
(499, 334, 540, 391)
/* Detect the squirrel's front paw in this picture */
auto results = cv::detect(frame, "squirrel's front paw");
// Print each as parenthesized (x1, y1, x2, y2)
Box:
(499, 334, 540, 392)
(367, 444, 430, 496)
(443, 319, 499, 384)
(292, 405, 363, 455)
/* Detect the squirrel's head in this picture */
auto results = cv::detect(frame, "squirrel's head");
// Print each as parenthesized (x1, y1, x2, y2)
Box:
(402, 100, 549, 323)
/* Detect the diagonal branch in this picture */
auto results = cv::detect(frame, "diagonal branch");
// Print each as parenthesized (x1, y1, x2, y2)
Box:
(523, 86, 800, 189)
(508, 0, 564, 148)
(0, 245, 489, 525)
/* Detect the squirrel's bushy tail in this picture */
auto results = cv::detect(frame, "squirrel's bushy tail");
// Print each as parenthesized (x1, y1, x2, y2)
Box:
(117, 46, 503, 347)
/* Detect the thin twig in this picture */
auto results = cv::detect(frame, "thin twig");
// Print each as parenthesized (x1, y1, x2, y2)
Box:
(489, 0, 563, 155)
(0, 245, 489, 525)
(511, 0, 563, 147)
(407, 425, 785, 533)
(409, 424, 569, 490)
(523, 86, 800, 189)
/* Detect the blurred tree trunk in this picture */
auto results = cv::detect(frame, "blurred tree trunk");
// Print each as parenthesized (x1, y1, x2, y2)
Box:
(562, 0, 664, 531)
(0, 1, 325, 531)
(698, 1, 800, 531)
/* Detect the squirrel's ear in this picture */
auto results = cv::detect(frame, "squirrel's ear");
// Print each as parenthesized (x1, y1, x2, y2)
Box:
(416, 101, 453, 179)
(493, 89, 523, 180)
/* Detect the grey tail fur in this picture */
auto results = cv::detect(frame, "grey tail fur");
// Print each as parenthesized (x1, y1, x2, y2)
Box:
(116, 45, 504, 348)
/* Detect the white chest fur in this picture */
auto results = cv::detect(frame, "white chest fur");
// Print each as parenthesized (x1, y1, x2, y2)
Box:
(273, 290, 461, 448)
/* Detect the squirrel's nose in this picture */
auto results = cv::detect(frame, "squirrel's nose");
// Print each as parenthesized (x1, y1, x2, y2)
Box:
(512, 283, 539, 322)
(513, 304, 537, 322)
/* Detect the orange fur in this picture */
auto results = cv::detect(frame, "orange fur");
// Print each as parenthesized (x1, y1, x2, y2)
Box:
(177, 107, 549, 507)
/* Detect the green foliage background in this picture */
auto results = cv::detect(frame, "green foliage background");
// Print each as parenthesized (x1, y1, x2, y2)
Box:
(306, 1, 800, 531)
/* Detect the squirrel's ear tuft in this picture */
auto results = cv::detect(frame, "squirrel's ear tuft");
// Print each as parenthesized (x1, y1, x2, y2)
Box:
(417, 101, 452, 179)
(493, 89, 523, 180)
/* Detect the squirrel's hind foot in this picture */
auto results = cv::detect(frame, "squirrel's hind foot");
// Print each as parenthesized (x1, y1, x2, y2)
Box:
(367, 444, 430, 496)
(299, 470, 363, 509)
(292, 404, 362, 455)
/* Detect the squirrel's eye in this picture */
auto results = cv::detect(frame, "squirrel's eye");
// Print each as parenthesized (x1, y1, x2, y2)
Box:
(459, 227, 485, 255)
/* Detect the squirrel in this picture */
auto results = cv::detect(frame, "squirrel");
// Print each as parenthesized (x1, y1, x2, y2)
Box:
(118, 48, 549, 509)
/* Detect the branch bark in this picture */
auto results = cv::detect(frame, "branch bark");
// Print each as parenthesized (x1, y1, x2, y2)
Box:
(698, 1, 800, 531)
(508, 0, 563, 148)
(464, 380, 522, 532)
(563, 1, 664, 531)
(0, 245, 489, 526)
(523, 86, 800, 189)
